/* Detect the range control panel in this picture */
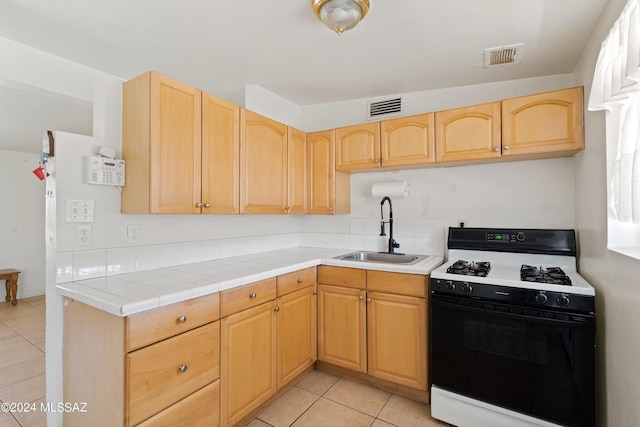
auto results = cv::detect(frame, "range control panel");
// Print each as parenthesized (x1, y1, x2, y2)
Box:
(485, 231, 525, 242)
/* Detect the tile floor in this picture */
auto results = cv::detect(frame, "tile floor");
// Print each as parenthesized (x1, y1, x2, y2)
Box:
(0, 296, 449, 427)
(0, 296, 46, 427)
(247, 370, 450, 427)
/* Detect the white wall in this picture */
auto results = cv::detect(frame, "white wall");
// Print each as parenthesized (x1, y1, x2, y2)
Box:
(0, 149, 45, 297)
(573, 0, 640, 426)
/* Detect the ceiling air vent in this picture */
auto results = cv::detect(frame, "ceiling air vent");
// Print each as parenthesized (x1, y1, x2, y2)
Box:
(367, 97, 403, 120)
(484, 43, 524, 68)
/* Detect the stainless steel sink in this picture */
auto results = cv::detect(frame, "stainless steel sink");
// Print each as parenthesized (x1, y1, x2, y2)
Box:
(335, 251, 427, 265)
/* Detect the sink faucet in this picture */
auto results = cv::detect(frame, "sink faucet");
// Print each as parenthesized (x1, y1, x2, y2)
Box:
(380, 196, 400, 254)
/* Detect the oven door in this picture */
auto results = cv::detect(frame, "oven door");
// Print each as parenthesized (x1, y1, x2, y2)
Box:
(431, 294, 595, 427)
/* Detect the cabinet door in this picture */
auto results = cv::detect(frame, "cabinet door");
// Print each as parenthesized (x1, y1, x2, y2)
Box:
(380, 113, 435, 167)
(501, 87, 584, 156)
(367, 292, 427, 391)
(220, 301, 277, 427)
(240, 109, 288, 214)
(277, 286, 317, 389)
(435, 102, 501, 163)
(317, 284, 366, 373)
(336, 122, 381, 171)
(202, 93, 240, 213)
(307, 130, 336, 214)
(288, 127, 308, 214)
(150, 73, 203, 213)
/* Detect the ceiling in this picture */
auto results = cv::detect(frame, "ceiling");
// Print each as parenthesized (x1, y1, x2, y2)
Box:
(0, 0, 608, 153)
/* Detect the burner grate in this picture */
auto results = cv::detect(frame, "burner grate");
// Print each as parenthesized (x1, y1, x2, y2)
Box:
(520, 265, 572, 285)
(447, 260, 491, 277)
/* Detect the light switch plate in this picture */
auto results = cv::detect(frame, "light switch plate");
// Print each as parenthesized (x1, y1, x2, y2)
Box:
(66, 199, 95, 223)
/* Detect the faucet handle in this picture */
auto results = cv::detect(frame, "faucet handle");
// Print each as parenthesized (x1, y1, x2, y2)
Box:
(392, 239, 400, 249)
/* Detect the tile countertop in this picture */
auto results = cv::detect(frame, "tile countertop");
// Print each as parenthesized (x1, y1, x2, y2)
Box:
(56, 247, 444, 317)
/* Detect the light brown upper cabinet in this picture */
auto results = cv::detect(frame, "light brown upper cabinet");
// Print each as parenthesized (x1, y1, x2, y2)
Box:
(239, 109, 288, 214)
(501, 87, 584, 157)
(336, 122, 381, 171)
(435, 101, 502, 163)
(380, 113, 436, 167)
(287, 127, 307, 214)
(307, 130, 351, 215)
(122, 71, 240, 214)
(202, 93, 241, 214)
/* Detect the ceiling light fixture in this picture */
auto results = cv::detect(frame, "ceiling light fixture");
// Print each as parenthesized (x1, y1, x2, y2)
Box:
(312, 0, 370, 35)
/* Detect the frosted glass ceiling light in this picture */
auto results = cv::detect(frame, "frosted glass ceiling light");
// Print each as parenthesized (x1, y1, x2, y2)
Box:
(312, 0, 370, 35)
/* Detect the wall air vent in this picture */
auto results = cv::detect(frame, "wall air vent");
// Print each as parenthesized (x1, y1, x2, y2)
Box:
(367, 97, 403, 120)
(484, 43, 524, 68)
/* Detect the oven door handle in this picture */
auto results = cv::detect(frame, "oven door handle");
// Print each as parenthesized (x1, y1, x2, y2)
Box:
(431, 296, 595, 328)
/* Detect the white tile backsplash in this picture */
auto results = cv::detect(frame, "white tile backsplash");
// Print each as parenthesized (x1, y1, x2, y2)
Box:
(57, 225, 445, 284)
(106, 247, 136, 276)
(73, 250, 107, 281)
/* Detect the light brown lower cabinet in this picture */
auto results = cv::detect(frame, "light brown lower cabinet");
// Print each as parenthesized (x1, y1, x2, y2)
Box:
(62, 294, 221, 427)
(277, 286, 317, 388)
(220, 300, 277, 427)
(317, 284, 367, 373)
(317, 266, 429, 396)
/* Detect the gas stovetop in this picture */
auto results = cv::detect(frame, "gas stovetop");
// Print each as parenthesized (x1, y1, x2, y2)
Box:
(430, 228, 596, 313)
(432, 249, 594, 296)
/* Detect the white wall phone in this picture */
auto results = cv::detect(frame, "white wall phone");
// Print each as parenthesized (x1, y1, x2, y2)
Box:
(86, 155, 125, 186)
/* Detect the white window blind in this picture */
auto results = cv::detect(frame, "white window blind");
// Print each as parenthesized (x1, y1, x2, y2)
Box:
(589, 0, 640, 224)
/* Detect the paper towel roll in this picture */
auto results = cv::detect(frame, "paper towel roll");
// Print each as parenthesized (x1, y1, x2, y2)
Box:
(371, 181, 410, 198)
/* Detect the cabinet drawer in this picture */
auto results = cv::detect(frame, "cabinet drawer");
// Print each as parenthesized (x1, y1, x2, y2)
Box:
(135, 380, 220, 427)
(277, 267, 316, 296)
(127, 293, 220, 352)
(367, 271, 427, 297)
(220, 278, 276, 318)
(127, 321, 220, 426)
(317, 266, 366, 289)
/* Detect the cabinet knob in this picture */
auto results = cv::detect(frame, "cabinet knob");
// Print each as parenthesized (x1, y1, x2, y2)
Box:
(380, 158, 385, 163)
(178, 365, 188, 373)
(493, 147, 500, 152)
(177, 316, 187, 323)
(195, 202, 202, 208)
(285, 206, 290, 211)
(503, 145, 510, 150)
(313, 291, 317, 295)
(367, 298, 372, 303)
(250, 293, 257, 299)
(204, 203, 211, 208)
(297, 278, 303, 284)
(274, 306, 280, 312)
(329, 207, 334, 212)
(359, 295, 364, 300)
(374, 158, 379, 162)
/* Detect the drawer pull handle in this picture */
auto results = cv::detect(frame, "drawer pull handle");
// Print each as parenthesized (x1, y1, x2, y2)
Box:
(177, 316, 187, 323)
(359, 295, 364, 300)
(178, 365, 188, 373)
(250, 293, 257, 299)
(297, 278, 303, 284)
(367, 298, 372, 302)
(274, 306, 280, 312)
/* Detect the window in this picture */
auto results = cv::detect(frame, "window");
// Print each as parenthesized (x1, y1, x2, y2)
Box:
(589, 0, 640, 258)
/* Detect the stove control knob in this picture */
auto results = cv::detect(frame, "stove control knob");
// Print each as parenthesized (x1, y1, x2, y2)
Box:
(556, 295, 570, 307)
(445, 282, 456, 292)
(534, 293, 548, 304)
(462, 284, 473, 293)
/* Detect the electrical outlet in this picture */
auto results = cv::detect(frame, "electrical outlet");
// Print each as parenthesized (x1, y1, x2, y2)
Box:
(127, 225, 141, 244)
(76, 225, 91, 247)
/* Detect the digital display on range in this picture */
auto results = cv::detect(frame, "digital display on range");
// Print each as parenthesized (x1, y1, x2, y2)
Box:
(485, 232, 526, 242)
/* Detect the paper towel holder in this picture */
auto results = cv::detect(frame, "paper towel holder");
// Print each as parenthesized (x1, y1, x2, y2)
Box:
(371, 181, 410, 198)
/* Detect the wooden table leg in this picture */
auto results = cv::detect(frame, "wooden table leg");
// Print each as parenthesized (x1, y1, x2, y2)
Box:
(9, 274, 18, 305)
(4, 279, 10, 303)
